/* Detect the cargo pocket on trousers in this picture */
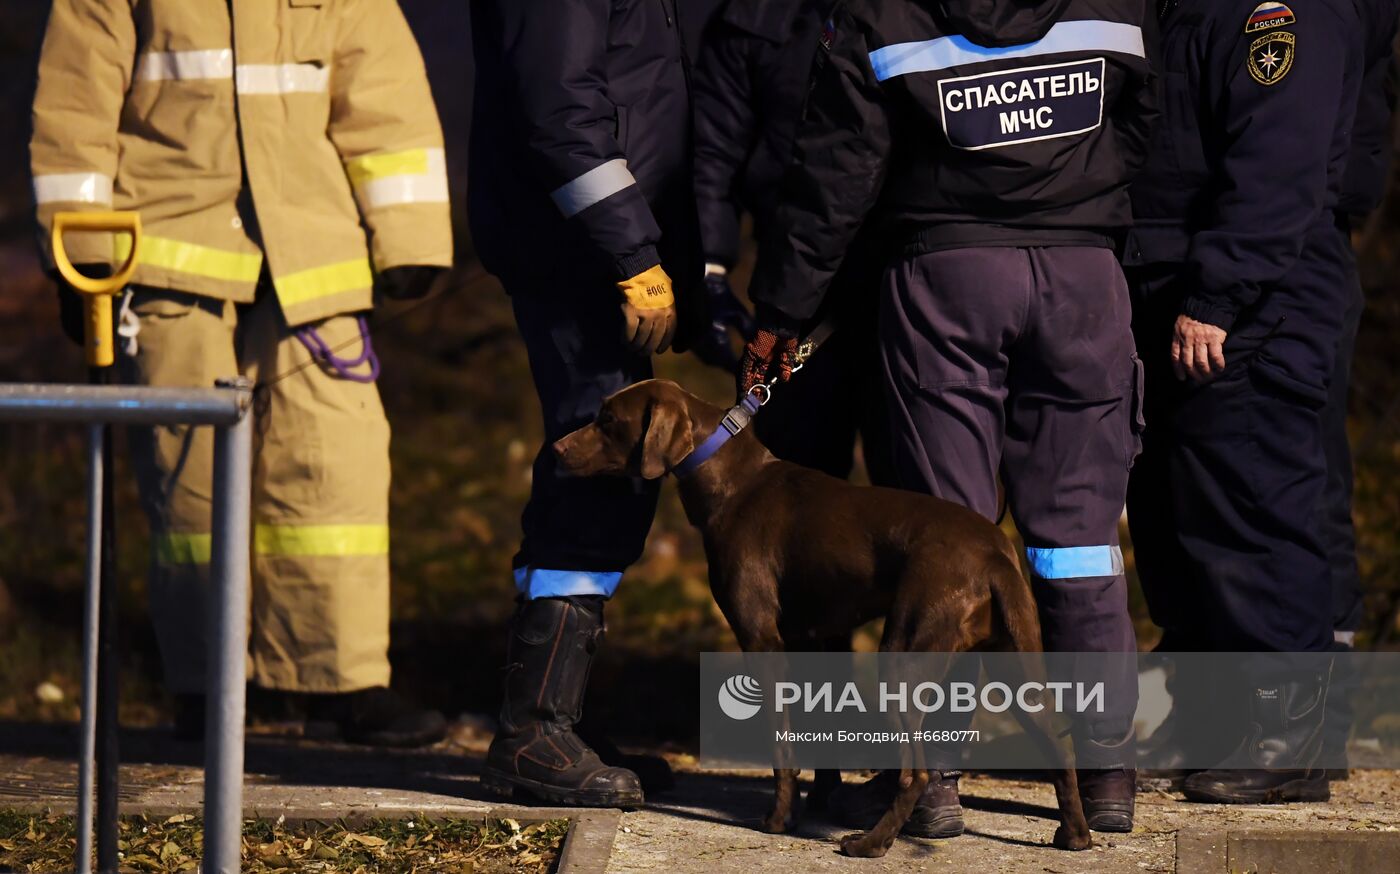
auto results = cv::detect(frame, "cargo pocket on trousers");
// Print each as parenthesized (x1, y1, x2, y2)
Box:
(131, 289, 203, 320)
(1125, 353, 1146, 470)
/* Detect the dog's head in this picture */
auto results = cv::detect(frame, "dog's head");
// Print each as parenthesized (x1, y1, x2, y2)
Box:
(553, 379, 697, 479)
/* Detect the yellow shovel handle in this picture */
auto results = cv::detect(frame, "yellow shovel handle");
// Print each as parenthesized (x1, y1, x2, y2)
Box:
(51, 211, 143, 368)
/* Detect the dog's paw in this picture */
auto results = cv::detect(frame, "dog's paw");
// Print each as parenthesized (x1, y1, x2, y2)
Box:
(1053, 825, 1093, 851)
(839, 831, 891, 858)
(759, 809, 794, 834)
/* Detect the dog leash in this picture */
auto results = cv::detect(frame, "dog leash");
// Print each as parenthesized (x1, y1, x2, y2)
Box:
(672, 317, 837, 478)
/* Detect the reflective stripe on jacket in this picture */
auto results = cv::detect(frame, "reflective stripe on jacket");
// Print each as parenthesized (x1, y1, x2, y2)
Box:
(30, 0, 453, 326)
(747, 0, 1159, 322)
(467, 0, 699, 288)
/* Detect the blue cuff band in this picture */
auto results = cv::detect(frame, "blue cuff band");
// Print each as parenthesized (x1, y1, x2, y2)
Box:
(1026, 545, 1124, 580)
(514, 567, 624, 599)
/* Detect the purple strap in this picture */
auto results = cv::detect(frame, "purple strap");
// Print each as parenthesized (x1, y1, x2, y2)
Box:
(673, 392, 763, 478)
(294, 316, 380, 384)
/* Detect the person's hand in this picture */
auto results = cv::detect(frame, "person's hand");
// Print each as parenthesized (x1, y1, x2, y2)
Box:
(691, 266, 756, 371)
(375, 265, 445, 301)
(53, 263, 113, 346)
(739, 327, 799, 396)
(618, 264, 678, 355)
(1172, 314, 1228, 383)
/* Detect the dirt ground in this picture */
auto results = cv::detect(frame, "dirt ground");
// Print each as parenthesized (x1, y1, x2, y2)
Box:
(1, 721, 1397, 874)
(610, 768, 1400, 873)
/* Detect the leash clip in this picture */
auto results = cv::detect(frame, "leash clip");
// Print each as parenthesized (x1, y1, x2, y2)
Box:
(724, 390, 766, 434)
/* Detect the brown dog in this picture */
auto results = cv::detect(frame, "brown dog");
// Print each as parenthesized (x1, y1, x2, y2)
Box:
(553, 379, 1091, 857)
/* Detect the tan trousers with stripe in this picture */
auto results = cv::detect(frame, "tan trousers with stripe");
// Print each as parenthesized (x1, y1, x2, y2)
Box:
(123, 287, 391, 694)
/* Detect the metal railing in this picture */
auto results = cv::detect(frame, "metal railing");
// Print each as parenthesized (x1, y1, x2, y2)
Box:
(0, 380, 254, 874)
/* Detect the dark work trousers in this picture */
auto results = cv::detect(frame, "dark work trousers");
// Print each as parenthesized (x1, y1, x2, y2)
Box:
(1322, 225, 1365, 765)
(879, 246, 1141, 757)
(1126, 226, 1350, 654)
(1323, 244, 1365, 642)
(755, 267, 897, 487)
(507, 280, 660, 599)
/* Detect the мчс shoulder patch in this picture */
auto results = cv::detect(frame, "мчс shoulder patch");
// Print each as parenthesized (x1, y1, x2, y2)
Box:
(1247, 31, 1295, 85)
(1245, 2, 1296, 33)
(936, 58, 1106, 151)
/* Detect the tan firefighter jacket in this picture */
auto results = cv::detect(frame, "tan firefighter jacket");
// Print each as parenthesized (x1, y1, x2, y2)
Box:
(31, 0, 453, 326)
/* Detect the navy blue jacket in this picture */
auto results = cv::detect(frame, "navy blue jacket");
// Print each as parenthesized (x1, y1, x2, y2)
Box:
(748, 0, 1159, 322)
(1340, 0, 1400, 218)
(692, 0, 834, 269)
(1125, 0, 1362, 331)
(468, 0, 700, 289)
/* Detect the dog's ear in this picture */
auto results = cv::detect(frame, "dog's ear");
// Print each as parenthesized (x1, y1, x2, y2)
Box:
(639, 397, 695, 480)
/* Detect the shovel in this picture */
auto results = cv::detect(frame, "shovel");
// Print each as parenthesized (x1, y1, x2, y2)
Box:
(51, 210, 143, 874)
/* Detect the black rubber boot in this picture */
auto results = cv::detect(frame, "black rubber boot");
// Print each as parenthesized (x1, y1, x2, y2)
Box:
(1321, 642, 1355, 782)
(577, 721, 676, 795)
(830, 770, 964, 838)
(1139, 654, 1234, 788)
(482, 596, 643, 808)
(305, 686, 448, 748)
(1182, 676, 1331, 804)
(1077, 731, 1136, 832)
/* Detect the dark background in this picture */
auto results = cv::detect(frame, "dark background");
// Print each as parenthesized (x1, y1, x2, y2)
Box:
(0, 2, 1396, 749)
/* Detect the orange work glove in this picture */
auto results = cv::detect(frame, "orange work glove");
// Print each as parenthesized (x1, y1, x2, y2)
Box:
(617, 264, 677, 355)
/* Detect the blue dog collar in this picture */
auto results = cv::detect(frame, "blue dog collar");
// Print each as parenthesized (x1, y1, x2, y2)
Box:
(673, 392, 764, 478)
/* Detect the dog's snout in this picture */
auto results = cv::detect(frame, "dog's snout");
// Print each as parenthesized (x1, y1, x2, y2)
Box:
(552, 437, 570, 458)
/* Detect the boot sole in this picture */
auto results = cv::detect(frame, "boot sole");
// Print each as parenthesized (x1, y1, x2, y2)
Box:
(902, 806, 965, 839)
(1087, 813, 1134, 833)
(481, 767, 645, 809)
(1182, 779, 1330, 805)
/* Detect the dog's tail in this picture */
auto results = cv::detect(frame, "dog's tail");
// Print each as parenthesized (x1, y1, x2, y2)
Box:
(987, 545, 1043, 654)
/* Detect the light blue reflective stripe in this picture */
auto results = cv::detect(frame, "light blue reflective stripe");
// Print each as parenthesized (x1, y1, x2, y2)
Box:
(549, 159, 637, 218)
(869, 20, 1145, 82)
(1026, 545, 1124, 580)
(514, 567, 624, 599)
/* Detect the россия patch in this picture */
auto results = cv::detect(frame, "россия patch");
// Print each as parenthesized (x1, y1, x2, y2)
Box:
(936, 57, 1106, 151)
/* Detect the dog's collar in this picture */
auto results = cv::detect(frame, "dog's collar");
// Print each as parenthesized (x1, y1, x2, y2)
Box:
(673, 392, 764, 478)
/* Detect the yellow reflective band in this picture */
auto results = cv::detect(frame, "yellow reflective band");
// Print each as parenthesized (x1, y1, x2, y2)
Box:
(156, 532, 212, 565)
(254, 523, 390, 557)
(344, 149, 430, 187)
(275, 258, 374, 307)
(115, 234, 262, 283)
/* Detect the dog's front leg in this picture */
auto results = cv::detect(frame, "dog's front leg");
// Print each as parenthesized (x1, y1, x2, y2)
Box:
(761, 769, 801, 833)
(839, 767, 929, 858)
(757, 646, 800, 834)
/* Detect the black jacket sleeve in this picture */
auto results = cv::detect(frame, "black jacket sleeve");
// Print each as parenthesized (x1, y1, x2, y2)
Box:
(693, 20, 760, 269)
(1184, 0, 1358, 330)
(498, 0, 663, 280)
(748, 4, 891, 322)
(1339, 0, 1400, 218)
(1113, 1, 1160, 181)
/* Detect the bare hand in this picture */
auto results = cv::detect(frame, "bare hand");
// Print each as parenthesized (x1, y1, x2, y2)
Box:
(1171, 315, 1228, 383)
